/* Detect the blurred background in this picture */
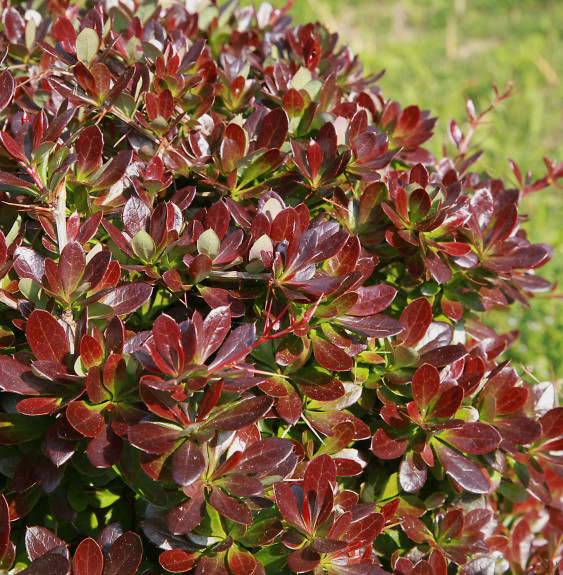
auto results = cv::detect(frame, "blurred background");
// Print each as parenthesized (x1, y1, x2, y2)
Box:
(243, 0, 563, 381)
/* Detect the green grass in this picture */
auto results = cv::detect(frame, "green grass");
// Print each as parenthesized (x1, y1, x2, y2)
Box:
(242, 0, 563, 381)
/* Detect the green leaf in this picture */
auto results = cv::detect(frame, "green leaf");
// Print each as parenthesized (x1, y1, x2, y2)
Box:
(131, 230, 157, 262)
(197, 228, 220, 259)
(76, 28, 100, 63)
(0, 413, 49, 444)
(290, 67, 313, 90)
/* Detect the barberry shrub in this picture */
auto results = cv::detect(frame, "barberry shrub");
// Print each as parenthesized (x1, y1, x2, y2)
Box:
(0, 0, 562, 574)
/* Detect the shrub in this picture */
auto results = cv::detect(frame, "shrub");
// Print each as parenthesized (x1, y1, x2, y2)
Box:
(0, 0, 562, 574)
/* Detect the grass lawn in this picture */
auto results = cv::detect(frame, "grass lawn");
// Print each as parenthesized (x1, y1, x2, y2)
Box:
(242, 0, 563, 381)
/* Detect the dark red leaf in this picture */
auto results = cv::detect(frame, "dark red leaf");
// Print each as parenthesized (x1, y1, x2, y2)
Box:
(18, 552, 70, 575)
(27, 310, 69, 363)
(167, 490, 206, 535)
(304, 454, 336, 529)
(198, 306, 231, 362)
(440, 422, 501, 454)
(171, 441, 205, 487)
(205, 396, 273, 431)
(100, 283, 153, 316)
(496, 386, 528, 415)
(433, 441, 490, 494)
(399, 451, 427, 493)
(292, 367, 345, 401)
(153, 314, 183, 374)
(73, 538, 103, 575)
(288, 544, 321, 574)
(92, 150, 133, 190)
(0, 70, 15, 113)
(209, 322, 256, 370)
(429, 386, 463, 419)
(230, 437, 293, 474)
(59, 242, 86, 296)
(128, 423, 180, 454)
(76, 125, 103, 177)
(25, 526, 67, 561)
(420, 344, 467, 367)
(104, 532, 142, 575)
(209, 487, 252, 524)
(256, 108, 289, 150)
(86, 425, 123, 468)
(337, 314, 404, 338)
(14, 247, 45, 282)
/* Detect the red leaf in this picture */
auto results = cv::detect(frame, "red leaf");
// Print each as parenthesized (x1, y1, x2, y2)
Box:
(66, 401, 105, 438)
(167, 490, 206, 535)
(198, 306, 231, 362)
(73, 538, 103, 575)
(54, 17, 77, 56)
(288, 544, 321, 574)
(17, 552, 69, 575)
(227, 547, 257, 575)
(274, 482, 307, 531)
(76, 125, 103, 177)
(347, 284, 397, 316)
(159, 549, 197, 573)
(153, 314, 184, 375)
(433, 441, 490, 494)
(171, 441, 205, 487)
(104, 532, 142, 575)
(440, 422, 501, 454)
(0, 70, 15, 113)
(59, 242, 86, 296)
(540, 407, 563, 441)
(399, 298, 432, 347)
(128, 422, 180, 454)
(429, 385, 463, 419)
(270, 207, 298, 243)
(86, 425, 123, 468)
(256, 108, 289, 150)
(100, 283, 153, 316)
(371, 428, 409, 460)
(440, 509, 464, 540)
(25, 526, 67, 561)
(412, 364, 440, 411)
(304, 454, 336, 529)
(337, 314, 404, 338)
(230, 437, 294, 474)
(399, 451, 427, 493)
(209, 487, 252, 525)
(80, 335, 104, 370)
(204, 396, 273, 431)
(92, 150, 133, 190)
(283, 89, 306, 117)
(27, 310, 69, 363)
(311, 334, 353, 371)
(496, 386, 528, 415)
(307, 140, 322, 183)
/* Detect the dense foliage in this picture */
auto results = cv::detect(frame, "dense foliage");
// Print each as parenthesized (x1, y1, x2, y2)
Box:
(0, 0, 562, 574)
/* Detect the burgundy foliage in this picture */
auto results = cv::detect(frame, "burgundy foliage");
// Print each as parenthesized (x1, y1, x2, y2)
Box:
(0, 0, 562, 574)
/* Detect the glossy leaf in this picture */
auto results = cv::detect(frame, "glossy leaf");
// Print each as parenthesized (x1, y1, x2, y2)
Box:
(73, 538, 103, 575)
(104, 532, 143, 575)
(27, 310, 69, 363)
